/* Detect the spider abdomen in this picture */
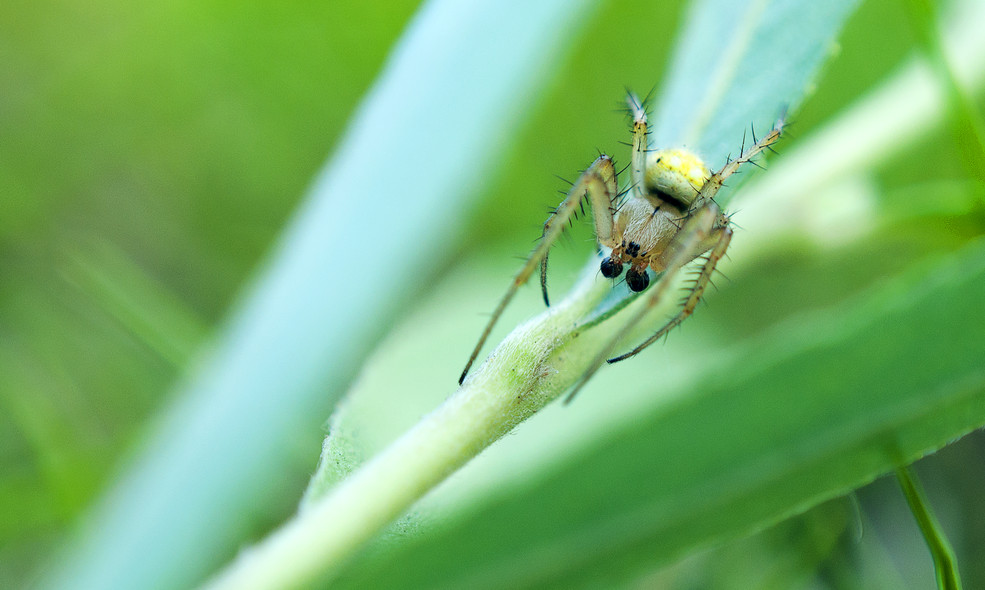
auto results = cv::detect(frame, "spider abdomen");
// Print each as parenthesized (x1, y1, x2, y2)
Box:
(644, 148, 710, 209)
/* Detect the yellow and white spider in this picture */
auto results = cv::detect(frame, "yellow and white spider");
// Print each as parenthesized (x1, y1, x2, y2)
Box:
(459, 93, 783, 398)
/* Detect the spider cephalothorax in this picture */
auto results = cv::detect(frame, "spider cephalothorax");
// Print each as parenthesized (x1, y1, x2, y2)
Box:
(599, 148, 715, 292)
(459, 93, 783, 394)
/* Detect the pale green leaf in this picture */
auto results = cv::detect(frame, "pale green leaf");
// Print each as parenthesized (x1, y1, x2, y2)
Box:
(39, 1, 596, 589)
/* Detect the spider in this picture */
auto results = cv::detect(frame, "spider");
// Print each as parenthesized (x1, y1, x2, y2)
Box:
(459, 92, 783, 400)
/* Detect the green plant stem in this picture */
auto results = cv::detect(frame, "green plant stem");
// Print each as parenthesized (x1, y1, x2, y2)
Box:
(203, 273, 613, 590)
(895, 466, 962, 590)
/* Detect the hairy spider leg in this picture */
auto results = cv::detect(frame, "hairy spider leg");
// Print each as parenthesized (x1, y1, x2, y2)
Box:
(565, 205, 722, 404)
(625, 91, 649, 201)
(692, 121, 784, 210)
(542, 91, 651, 299)
(608, 217, 731, 363)
(540, 162, 622, 307)
(459, 155, 618, 385)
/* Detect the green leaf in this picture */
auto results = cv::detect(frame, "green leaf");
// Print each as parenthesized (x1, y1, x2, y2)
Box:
(656, 0, 855, 163)
(584, 0, 862, 325)
(332, 236, 985, 590)
(39, 1, 597, 589)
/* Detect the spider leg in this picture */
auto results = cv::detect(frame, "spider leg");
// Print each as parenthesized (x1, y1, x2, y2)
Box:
(607, 216, 731, 363)
(540, 156, 620, 305)
(625, 91, 649, 201)
(460, 155, 618, 385)
(564, 205, 722, 403)
(693, 118, 784, 208)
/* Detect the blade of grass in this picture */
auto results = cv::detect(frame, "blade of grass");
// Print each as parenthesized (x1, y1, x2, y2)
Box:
(896, 466, 963, 590)
(39, 1, 597, 589)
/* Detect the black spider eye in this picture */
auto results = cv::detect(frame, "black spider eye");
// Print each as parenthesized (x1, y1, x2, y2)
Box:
(600, 256, 623, 278)
(626, 268, 650, 292)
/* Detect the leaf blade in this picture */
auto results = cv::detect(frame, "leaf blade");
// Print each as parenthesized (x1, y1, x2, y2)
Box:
(333, 237, 985, 589)
(39, 1, 598, 589)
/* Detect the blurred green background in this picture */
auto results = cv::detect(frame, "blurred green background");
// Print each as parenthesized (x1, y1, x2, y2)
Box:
(2, 0, 984, 588)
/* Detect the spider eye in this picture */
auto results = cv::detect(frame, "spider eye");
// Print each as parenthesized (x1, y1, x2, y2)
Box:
(626, 268, 650, 292)
(600, 256, 623, 278)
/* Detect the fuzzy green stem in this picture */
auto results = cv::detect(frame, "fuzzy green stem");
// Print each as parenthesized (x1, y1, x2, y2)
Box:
(203, 272, 613, 590)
